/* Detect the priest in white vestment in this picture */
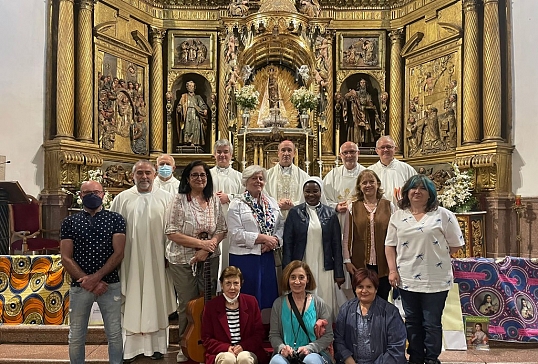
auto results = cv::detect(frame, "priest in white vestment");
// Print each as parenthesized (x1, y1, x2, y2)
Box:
(368, 135, 417, 205)
(153, 154, 180, 194)
(265, 140, 309, 218)
(322, 141, 365, 304)
(209, 139, 243, 281)
(110, 160, 176, 362)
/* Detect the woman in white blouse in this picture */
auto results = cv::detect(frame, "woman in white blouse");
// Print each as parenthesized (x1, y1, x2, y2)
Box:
(227, 165, 284, 311)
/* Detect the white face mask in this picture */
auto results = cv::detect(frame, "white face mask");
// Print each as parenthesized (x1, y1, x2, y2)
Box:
(224, 293, 240, 304)
(158, 165, 173, 178)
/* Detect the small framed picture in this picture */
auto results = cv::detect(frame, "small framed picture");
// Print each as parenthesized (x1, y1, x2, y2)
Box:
(169, 31, 215, 70)
(465, 316, 490, 350)
(339, 31, 385, 70)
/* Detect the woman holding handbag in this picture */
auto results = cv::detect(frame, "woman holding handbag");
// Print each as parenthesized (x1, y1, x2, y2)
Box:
(269, 261, 334, 364)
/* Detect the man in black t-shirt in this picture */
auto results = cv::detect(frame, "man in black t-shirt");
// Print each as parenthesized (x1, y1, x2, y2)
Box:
(60, 180, 126, 364)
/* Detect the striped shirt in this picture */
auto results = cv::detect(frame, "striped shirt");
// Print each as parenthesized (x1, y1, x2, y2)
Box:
(226, 307, 241, 344)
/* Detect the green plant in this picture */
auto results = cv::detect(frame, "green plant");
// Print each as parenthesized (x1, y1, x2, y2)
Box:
(62, 168, 113, 209)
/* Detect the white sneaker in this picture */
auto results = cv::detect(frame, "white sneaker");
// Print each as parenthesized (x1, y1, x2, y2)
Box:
(177, 349, 188, 363)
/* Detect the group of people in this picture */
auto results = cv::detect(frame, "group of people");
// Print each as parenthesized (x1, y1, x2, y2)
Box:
(60, 135, 464, 364)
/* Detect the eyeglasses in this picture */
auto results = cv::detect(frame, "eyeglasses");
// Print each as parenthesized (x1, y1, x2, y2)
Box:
(81, 190, 103, 195)
(341, 150, 358, 156)
(190, 173, 207, 180)
(377, 145, 395, 150)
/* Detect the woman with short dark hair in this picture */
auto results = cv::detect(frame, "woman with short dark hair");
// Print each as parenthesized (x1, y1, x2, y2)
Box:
(334, 268, 406, 364)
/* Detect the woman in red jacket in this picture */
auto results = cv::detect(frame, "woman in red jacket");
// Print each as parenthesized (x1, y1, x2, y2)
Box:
(202, 266, 269, 364)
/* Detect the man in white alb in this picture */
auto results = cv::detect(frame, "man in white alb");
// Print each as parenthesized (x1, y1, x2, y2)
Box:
(153, 154, 180, 194)
(323, 141, 365, 304)
(323, 141, 366, 214)
(265, 140, 309, 218)
(110, 160, 176, 362)
(368, 135, 417, 205)
(209, 139, 243, 276)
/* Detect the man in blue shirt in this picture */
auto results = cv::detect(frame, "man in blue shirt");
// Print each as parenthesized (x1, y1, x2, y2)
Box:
(60, 180, 126, 364)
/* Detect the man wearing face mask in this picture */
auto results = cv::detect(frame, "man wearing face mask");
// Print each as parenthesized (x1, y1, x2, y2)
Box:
(153, 154, 180, 194)
(60, 180, 126, 364)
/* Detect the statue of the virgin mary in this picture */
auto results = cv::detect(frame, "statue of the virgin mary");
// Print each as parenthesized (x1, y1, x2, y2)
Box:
(257, 65, 289, 127)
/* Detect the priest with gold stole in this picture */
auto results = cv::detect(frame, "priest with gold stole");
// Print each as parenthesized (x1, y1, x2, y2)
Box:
(110, 160, 176, 362)
(265, 140, 309, 218)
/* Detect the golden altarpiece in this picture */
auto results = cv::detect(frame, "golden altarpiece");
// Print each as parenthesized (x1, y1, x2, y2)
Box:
(42, 0, 514, 257)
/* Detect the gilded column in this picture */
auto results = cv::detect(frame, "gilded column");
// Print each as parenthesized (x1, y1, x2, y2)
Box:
(483, 0, 503, 141)
(76, 0, 94, 142)
(150, 27, 166, 153)
(55, 0, 75, 139)
(463, 0, 481, 144)
(389, 29, 404, 150)
(321, 32, 334, 155)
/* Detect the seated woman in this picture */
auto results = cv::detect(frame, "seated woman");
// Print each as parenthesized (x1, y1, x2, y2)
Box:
(334, 269, 406, 364)
(269, 260, 333, 364)
(201, 266, 268, 364)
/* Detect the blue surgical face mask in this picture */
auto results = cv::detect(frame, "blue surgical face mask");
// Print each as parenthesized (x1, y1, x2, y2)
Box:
(158, 165, 173, 178)
(82, 193, 102, 210)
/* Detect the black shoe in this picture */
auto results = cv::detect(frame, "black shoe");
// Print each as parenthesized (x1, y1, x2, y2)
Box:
(151, 352, 164, 360)
(424, 360, 440, 364)
(123, 357, 137, 363)
(168, 311, 179, 320)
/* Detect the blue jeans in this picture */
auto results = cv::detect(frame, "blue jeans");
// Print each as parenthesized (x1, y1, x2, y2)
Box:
(68, 282, 123, 364)
(399, 289, 448, 363)
(270, 353, 324, 364)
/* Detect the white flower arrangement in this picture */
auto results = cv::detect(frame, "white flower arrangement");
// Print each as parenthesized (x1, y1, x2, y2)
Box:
(290, 87, 318, 112)
(438, 163, 477, 213)
(235, 85, 260, 110)
(63, 168, 113, 209)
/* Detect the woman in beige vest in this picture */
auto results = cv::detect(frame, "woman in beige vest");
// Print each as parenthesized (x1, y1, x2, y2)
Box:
(343, 169, 395, 300)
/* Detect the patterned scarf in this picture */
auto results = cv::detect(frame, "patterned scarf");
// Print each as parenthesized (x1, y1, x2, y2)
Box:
(242, 190, 276, 236)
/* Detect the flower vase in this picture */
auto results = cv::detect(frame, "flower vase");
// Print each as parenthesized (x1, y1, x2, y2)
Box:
(454, 205, 471, 214)
(242, 109, 250, 130)
(300, 110, 309, 129)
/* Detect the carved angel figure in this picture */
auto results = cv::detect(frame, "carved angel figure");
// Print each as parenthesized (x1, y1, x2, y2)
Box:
(228, 0, 249, 17)
(297, 65, 310, 83)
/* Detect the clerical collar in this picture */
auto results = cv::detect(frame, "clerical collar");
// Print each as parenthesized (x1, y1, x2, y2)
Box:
(280, 165, 293, 175)
(216, 166, 230, 174)
(380, 158, 395, 167)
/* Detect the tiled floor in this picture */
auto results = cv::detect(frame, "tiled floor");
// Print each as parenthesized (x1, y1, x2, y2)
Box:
(0, 343, 537, 364)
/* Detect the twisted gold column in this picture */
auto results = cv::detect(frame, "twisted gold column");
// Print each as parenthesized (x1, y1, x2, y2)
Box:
(76, 0, 94, 143)
(483, 0, 503, 141)
(389, 29, 404, 150)
(55, 0, 75, 140)
(463, 0, 481, 144)
(150, 27, 166, 153)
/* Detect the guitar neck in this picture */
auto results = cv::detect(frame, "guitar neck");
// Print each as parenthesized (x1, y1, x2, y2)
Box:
(203, 258, 212, 302)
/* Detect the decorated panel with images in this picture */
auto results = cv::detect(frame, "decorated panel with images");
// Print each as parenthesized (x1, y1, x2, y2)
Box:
(96, 52, 148, 155)
(339, 32, 385, 70)
(169, 31, 214, 70)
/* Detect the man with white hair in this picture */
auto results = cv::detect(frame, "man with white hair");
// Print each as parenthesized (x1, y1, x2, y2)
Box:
(110, 160, 176, 362)
(265, 140, 309, 218)
(209, 139, 243, 276)
(368, 135, 417, 205)
(153, 154, 180, 194)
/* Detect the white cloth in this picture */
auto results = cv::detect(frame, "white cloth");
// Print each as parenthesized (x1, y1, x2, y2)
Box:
(322, 164, 366, 210)
(384, 207, 464, 293)
(368, 159, 417, 206)
(227, 194, 284, 255)
(265, 164, 309, 216)
(304, 204, 338, 321)
(210, 165, 243, 275)
(322, 164, 365, 294)
(110, 186, 176, 357)
(153, 176, 180, 195)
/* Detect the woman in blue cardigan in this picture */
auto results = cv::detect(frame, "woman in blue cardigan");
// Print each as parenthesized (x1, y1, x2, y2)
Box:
(334, 269, 406, 364)
(283, 176, 344, 320)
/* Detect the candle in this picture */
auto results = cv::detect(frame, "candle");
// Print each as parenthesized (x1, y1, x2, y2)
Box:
(318, 131, 322, 161)
(305, 132, 309, 162)
(515, 195, 522, 206)
(243, 132, 247, 164)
